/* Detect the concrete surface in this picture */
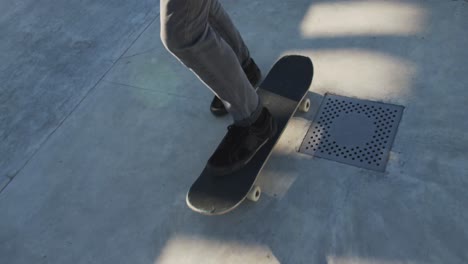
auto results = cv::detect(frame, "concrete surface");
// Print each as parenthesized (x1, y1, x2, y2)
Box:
(1, 0, 468, 263)
(0, 0, 159, 189)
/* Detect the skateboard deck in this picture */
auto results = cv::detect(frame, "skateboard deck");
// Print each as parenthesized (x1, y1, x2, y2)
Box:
(187, 55, 314, 215)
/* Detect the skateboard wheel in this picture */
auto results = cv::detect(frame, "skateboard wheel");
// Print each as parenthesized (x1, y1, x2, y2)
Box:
(299, 98, 311, 113)
(247, 185, 261, 202)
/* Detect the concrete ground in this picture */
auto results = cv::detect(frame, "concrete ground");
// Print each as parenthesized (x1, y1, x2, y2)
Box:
(1, 0, 467, 263)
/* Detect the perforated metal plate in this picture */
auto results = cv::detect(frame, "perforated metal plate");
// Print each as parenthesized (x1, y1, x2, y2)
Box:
(300, 94, 404, 172)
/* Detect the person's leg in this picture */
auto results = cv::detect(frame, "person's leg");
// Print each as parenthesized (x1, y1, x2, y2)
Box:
(207, 0, 262, 116)
(160, 0, 276, 175)
(160, 0, 262, 125)
(208, 0, 250, 68)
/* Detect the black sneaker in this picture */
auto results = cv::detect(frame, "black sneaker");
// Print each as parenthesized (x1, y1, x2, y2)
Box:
(210, 58, 262, 116)
(206, 107, 277, 176)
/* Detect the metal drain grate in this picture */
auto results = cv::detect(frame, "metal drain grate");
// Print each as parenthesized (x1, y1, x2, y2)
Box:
(300, 94, 404, 171)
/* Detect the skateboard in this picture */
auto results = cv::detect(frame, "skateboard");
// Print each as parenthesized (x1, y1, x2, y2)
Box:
(187, 55, 314, 215)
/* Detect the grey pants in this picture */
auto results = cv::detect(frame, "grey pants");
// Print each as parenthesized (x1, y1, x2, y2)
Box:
(160, 0, 262, 125)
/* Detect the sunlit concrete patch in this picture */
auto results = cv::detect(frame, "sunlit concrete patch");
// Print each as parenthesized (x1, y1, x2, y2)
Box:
(155, 235, 279, 264)
(283, 49, 416, 103)
(301, 1, 427, 37)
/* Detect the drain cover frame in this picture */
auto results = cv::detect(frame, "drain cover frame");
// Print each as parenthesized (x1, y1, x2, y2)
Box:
(300, 93, 404, 172)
